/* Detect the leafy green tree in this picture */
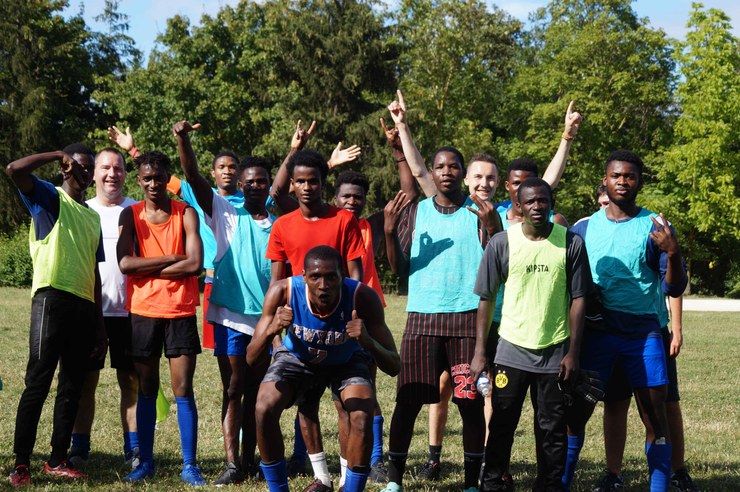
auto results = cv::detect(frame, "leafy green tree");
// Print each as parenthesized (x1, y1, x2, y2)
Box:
(651, 3, 740, 294)
(393, 0, 522, 162)
(499, 0, 676, 218)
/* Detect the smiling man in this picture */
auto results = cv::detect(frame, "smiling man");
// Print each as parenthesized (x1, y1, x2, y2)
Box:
(247, 246, 399, 492)
(470, 178, 590, 492)
(6, 145, 106, 486)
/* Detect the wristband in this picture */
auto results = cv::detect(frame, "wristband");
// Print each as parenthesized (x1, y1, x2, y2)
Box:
(562, 133, 575, 142)
(395, 157, 407, 163)
(128, 146, 139, 158)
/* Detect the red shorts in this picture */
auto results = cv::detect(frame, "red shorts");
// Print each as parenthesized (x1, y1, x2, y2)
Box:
(202, 283, 215, 350)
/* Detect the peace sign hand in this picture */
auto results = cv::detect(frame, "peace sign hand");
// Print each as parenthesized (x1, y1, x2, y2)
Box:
(380, 118, 402, 152)
(291, 119, 317, 150)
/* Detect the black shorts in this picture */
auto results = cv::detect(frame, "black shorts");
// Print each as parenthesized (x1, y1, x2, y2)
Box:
(262, 346, 373, 407)
(604, 328, 680, 403)
(89, 316, 135, 371)
(396, 332, 481, 407)
(128, 314, 202, 358)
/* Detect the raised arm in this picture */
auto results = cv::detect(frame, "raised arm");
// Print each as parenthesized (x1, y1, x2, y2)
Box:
(173, 120, 214, 216)
(383, 191, 410, 275)
(381, 117, 419, 203)
(117, 206, 183, 275)
(390, 90, 437, 197)
(270, 119, 315, 213)
(247, 280, 291, 367)
(349, 285, 400, 376)
(6, 151, 77, 194)
(108, 125, 141, 159)
(542, 100, 582, 189)
(159, 206, 203, 279)
(327, 142, 362, 170)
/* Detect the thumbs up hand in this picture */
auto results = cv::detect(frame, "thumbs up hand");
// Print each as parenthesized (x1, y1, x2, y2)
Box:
(346, 309, 369, 346)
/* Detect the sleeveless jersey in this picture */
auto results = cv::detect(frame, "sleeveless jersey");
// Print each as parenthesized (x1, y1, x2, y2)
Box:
(282, 276, 360, 365)
(127, 200, 199, 318)
(499, 222, 570, 349)
(30, 187, 100, 302)
(209, 207, 273, 316)
(406, 196, 481, 313)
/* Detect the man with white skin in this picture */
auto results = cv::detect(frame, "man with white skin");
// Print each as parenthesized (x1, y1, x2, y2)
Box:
(386, 89, 582, 479)
(69, 148, 139, 468)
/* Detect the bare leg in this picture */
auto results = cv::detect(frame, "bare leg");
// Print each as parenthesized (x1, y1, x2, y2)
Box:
(218, 354, 246, 465)
(428, 370, 452, 447)
(116, 369, 138, 434)
(255, 381, 295, 462)
(604, 398, 631, 475)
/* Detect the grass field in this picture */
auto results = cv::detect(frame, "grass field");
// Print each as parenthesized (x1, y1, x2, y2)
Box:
(0, 286, 738, 491)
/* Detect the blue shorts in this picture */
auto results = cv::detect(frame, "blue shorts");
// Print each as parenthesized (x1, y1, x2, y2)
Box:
(603, 328, 679, 402)
(580, 331, 667, 389)
(213, 324, 251, 356)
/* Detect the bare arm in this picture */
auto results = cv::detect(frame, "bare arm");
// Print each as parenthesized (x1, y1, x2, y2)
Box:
(349, 285, 400, 376)
(560, 296, 585, 381)
(347, 258, 363, 282)
(270, 261, 287, 287)
(668, 295, 683, 358)
(117, 207, 182, 275)
(470, 298, 495, 382)
(542, 101, 582, 190)
(553, 212, 569, 227)
(6, 151, 74, 194)
(247, 280, 290, 367)
(270, 120, 315, 214)
(389, 90, 437, 197)
(159, 206, 203, 278)
(383, 191, 410, 275)
(172, 120, 214, 217)
(381, 117, 419, 203)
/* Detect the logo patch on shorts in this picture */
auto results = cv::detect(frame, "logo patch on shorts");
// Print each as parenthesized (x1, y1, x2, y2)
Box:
(495, 372, 508, 389)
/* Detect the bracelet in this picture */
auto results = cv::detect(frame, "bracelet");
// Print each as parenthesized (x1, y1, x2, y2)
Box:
(562, 133, 575, 141)
(395, 157, 407, 163)
(128, 146, 139, 157)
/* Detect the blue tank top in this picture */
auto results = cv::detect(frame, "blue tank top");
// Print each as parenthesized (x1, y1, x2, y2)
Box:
(282, 276, 361, 365)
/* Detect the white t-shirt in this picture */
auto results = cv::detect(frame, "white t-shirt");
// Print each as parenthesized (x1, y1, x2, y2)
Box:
(86, 196, 137, 317)
(205, 196, 273, 335)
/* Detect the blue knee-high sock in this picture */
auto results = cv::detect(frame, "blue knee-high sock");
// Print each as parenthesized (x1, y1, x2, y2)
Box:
(562, 434, 585, 491)
(124, 431, 139, 456)
(261, 459, 290, 492)
(136, 394, 156, 463)
(176, 396, 198, 467)
(646, 441, 672, 492)
(371, 415, 384, 466)
(344, 467, 370, 492)
(293, 415, 307, 461)
(71, 433, 91, 458)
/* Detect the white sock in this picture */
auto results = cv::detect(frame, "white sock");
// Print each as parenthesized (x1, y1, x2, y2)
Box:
(339, 456, 348, 487)
(309, 452, 332, 487)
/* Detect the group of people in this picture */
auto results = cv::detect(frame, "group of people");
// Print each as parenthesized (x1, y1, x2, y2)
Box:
(6, 89, 698, 492)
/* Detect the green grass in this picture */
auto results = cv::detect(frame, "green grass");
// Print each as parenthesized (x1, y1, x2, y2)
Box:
(0, 287, 738, 490)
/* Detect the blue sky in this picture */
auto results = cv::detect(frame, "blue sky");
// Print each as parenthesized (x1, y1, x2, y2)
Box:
(66, 0, 738, 59)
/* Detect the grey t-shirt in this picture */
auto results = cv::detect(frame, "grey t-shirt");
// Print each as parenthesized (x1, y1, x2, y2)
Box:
(474, 226, 591, 373)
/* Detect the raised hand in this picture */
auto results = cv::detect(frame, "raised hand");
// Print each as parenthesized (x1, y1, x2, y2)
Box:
(172, 120, 202, 138)
(328, 142, 362, 169)
(466, 193, 502, 236)
(563, 100, 583, 140)
(346, 309, 371, 346)
(380, 117, 402, 152)
(384, 190, 411, 234)
(387, 89, 407, 126)
(291, 119, 317, 150)
(108, 125, 135, 152)
(59, 152, 79, 175)
(269, 305, 293, 336)
(649, 214, 680, 256)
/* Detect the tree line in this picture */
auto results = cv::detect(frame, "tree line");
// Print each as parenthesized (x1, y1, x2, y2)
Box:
(0, 0, 737, 296)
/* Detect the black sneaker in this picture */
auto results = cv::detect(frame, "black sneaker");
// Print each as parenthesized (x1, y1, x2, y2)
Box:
(369, 461, 388, 483)
(671, 468, 699, 492)
(287, 455, 307, 477)
(592, 471, 625, 492)
(417, 460, 441, 481)
(214, 462, 244, 486)
(301, 478, 333, 492)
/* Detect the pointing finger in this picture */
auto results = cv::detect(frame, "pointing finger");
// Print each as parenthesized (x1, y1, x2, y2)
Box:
(397, 89, 405, 109)
(567, 100, 575, 116)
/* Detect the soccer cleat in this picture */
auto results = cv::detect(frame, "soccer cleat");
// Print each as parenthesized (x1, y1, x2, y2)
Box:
(214, 462, 244, 486)
(67, 447, 88, 469)
(369, 460, 389, 483)
(671, 468, 699, 491)
(592, 471, 625, 492)
(287, 454, 308, 477)
(245, 462, 264, 481)
(124, 460, 155, 483)
(8, 465, 31, 487)
(301, 478, 333, 492)
(181, 464, 206, 486)
(417, 460, 441, 481)
(43, 460, 87, 479)
(380, 482, 403, 492)
(124, 446, 141, 470)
